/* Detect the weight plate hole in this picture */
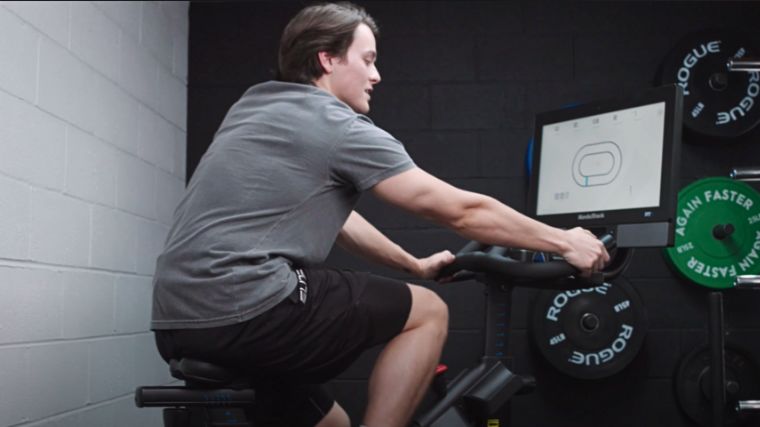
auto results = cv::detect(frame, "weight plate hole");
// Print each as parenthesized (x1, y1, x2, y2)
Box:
(708, 72, 729, 92)
(580, 313, 600, 332)
(712, 223, 735, 240)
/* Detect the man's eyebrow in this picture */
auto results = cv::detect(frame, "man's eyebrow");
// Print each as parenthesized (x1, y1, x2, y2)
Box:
(364, 51, 377, 60)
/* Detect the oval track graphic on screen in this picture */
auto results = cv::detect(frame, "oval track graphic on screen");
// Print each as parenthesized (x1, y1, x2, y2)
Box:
(571, 141, 622, 187)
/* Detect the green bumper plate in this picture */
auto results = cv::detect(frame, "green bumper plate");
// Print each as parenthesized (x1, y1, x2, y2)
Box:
(664, 177, 760, 289)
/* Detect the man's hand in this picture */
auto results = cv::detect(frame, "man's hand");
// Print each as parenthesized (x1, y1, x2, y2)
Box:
(560, 227, 610, 276)
(413, 250, 456, 280)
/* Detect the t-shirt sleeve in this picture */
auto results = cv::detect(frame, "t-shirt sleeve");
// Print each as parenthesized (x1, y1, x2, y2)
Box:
(332, 115, 416, 192)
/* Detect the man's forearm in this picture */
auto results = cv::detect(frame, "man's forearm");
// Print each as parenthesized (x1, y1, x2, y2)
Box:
(371, 168, 605, 273)
(372, 169, 572, 255)
(336, 211, 420, 275)
(447, 194, 571, 255)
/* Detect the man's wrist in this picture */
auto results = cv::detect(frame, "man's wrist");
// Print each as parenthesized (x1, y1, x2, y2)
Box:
(405, 257, 423, 278)
(551, 228, 573, 255)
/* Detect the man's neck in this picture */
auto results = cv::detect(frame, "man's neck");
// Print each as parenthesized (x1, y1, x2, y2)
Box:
(312, 77, 333, 96)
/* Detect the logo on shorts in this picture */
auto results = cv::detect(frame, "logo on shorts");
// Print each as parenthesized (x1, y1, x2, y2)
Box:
(295, 269, 308, 304)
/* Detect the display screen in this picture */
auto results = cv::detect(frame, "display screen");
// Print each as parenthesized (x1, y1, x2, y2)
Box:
(528, 84, 683, 248)
(536, 102, 665, 216)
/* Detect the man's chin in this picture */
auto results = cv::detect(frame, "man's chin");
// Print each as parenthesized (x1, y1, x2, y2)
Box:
(351, 103, 370, 114)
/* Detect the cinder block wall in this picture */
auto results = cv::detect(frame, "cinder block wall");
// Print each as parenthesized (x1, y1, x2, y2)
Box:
(0, 2, 187, 426)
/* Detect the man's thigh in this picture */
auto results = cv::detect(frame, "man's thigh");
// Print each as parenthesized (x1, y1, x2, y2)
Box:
(155, 268, 413, 384)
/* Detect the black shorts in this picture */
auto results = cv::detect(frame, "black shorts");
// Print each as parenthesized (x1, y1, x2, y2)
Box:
(154, 268, 412, 426)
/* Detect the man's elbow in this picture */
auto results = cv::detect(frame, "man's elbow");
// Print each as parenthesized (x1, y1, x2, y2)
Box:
(418, 195, 487, 233)
(451, 193, 500, 234)
(448, 207, 478, 234)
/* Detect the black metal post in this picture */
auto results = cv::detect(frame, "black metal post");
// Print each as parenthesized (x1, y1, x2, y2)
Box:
(708, 292, 726, 427)
(483, 278, 513, 362)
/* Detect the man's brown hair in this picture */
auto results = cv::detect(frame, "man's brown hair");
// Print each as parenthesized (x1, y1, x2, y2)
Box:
(277, 2, 379, 84)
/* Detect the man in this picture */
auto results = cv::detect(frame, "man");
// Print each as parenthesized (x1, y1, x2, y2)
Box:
(151, 3, 609, 427)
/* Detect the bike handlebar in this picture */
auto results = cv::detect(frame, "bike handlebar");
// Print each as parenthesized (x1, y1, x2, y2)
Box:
(437, 234, 618, 289)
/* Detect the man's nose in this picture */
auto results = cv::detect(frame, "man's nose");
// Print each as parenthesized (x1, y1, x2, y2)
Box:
(371, 64, 381, 84)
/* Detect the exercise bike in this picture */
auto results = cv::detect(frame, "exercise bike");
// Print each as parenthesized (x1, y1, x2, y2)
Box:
(135, 235, 620, 426)
(411, 234, 622, 426)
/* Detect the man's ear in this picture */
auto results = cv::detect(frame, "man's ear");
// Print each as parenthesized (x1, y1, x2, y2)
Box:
(317, 51, 334, 74)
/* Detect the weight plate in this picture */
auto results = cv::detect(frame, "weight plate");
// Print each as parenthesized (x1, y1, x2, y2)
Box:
(663, 177, 760, 289)
(658, 29, 760, 139)
(675, 344, 760, 427)
(531, 277, 648, 380)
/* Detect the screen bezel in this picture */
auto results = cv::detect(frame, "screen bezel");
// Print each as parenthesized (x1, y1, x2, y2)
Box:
(527, 84, 683, 246)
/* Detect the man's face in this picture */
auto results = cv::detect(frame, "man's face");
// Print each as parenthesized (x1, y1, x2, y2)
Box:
(328, 23, 381, 114)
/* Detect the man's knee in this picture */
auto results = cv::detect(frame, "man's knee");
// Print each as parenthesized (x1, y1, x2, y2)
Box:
(315, 401, 350, 427)
(405, 284, 449, 332)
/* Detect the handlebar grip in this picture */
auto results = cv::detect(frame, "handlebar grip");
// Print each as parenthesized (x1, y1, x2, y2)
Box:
(437, 234, 618, 284)
(600, 233, 616, 251)
(457, 240, 487, 255)
(437, 253, 576, 282)
(437, 261, 468, 281)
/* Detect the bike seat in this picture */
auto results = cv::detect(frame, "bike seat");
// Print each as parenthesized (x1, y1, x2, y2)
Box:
(169, 358, 249, 388)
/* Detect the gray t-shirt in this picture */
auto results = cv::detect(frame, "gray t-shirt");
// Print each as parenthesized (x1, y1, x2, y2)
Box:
(151, 81, 415, 329)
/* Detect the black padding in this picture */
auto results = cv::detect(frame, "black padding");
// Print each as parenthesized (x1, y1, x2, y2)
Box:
(170, 358, 245, 385)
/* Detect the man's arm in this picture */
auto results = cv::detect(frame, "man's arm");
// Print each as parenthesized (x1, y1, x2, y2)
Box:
(371, 167, 608, 273)
(337, 210, 453, 279)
